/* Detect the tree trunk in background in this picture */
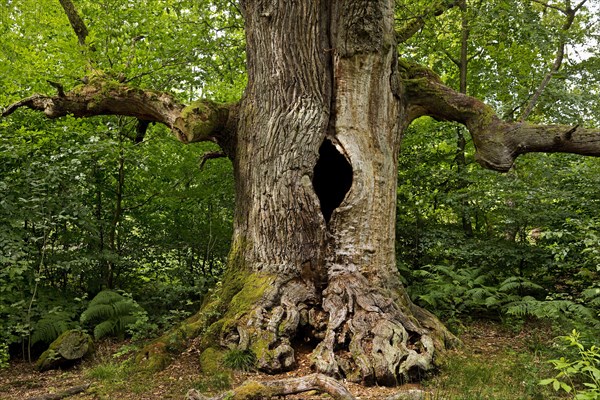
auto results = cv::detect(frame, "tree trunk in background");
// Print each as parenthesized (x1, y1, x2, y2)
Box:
(214, 0, 455, 386)
(457, 1, 473, 236)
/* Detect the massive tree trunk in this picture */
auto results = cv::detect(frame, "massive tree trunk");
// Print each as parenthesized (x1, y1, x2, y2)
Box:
(218, 0, 455, 385)
(5, 0, 600, 387)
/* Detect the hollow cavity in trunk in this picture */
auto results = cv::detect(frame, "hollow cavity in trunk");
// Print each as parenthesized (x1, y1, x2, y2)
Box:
(313, 138, 353, 223)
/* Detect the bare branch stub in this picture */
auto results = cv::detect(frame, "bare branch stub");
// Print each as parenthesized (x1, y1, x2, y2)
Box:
(199, 151, 227, 169)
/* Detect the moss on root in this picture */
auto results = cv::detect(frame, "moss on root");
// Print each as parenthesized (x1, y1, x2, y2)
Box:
(135, 241, 274, 373)
(199, 347, 227, 375)
(232, 381, 275, 400)
(134, 341, 172, 372)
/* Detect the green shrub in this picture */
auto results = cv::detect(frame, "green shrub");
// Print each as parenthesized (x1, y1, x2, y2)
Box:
(0, 341, 9, 369)
(125, 310, 158, 341)
(540, 330, 600, 399)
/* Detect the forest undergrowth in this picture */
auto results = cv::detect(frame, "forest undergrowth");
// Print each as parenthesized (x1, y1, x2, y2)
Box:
(0, 320, 577, 400)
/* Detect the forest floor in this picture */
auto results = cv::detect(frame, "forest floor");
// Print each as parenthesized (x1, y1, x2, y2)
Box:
(0, 321, 564, 400)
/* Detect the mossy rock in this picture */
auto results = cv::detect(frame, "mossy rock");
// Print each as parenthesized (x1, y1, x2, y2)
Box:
(36, 329, 94, 372)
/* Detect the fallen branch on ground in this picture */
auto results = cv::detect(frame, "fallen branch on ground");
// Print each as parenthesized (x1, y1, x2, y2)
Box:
(28, 383, 91, 400)
(185, 373, 356, 400)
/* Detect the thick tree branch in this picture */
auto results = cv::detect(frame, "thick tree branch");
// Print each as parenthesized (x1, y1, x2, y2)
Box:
(400, 60, 600, 172)
(1, 78, 235, 149)
(396, 0, 460, 43)
(58, 0, 89, 46)
(185, 374, 356, 400)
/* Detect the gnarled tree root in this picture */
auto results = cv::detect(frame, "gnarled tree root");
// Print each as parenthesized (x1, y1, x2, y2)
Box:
(185, 373, 356, 400)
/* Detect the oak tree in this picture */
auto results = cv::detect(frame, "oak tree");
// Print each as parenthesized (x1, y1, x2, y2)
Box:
(3, 0, 600, 387)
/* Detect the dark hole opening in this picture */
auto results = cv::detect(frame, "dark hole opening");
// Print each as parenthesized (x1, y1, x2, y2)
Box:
(312, 138, 353, 223)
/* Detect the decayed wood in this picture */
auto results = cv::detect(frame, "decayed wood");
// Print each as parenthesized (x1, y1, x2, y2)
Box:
(1, 80, 234, 149)
(28, 383, 91, 400)
(401, 60, 600, 172)
(186, 374, 356, 400)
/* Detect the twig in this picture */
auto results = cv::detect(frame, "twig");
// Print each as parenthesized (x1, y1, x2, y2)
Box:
(199, 151, 227, 169)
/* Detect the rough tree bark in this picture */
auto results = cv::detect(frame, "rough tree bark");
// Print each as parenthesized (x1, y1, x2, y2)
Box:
(4, 0, 600, 388)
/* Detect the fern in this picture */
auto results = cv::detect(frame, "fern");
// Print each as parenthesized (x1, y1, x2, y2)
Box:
(506, 297, 598, 324)
(92, 320, 118, 341)
(81, 304, 115, 322)
(31, 310, 74, 345)
(498, 276, 544, 293)
(466, 286, 494, 302)
(80, 290, 143, 340)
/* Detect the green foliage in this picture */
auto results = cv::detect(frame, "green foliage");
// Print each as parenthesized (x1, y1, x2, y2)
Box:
(0, 0, 237, 363)
(540, 330, 600, 399)
(0, 0, 598, 378)
(125, 311, 159, 342)
(222, 349, 256, 372)
(424, 325, 558, 399)
(506, 297, 598, 327)
(0, 342, 9, 369)
(408, 263, 546, 323)
(397, 104, 600, 332)
(80, 290, 142, 340)
(30, 308, 76, 346)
